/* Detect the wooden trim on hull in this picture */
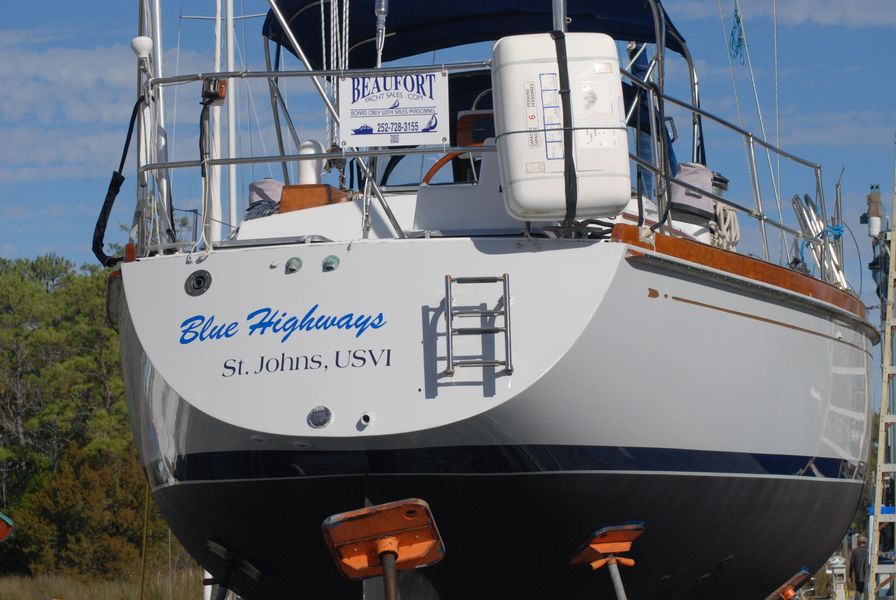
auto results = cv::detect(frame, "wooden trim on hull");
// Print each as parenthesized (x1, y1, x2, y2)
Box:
(610, 223, 867, 320)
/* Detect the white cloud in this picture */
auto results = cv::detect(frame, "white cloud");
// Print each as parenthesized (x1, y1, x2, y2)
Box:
(782, 109, 896, 147)
(666, 0, 896, 27)
(0, 29, 79, 49)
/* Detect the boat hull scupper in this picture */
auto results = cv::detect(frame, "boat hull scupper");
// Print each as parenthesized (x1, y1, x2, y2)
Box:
(119, 236, 871, 599)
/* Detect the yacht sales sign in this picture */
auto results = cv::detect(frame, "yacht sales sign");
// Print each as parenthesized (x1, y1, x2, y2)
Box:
(338, 71, 449, 147)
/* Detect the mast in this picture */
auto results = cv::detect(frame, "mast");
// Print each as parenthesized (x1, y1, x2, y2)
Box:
(151, 0, 174, 241)
(208, 0, 223, 242)
(226, 0, 237, 232)
(152, 0, 165, 145)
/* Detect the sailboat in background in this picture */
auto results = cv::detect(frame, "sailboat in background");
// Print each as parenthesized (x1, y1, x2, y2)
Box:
(97, 1, 873, 598)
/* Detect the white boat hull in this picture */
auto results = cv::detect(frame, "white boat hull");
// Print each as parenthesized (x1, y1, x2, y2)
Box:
(118, 236, 871, 599)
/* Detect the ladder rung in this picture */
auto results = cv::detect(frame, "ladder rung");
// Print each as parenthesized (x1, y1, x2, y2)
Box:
(875, 513, 896, 523)
(876, 563, 896, 574)
(884, 414, 896, 424)
(453, 327, 506, 335)
(453, 360, 507, 368)
(452, 276, 504, 284)
(452, 308, 505, 317)
(880, 464, 896, 473)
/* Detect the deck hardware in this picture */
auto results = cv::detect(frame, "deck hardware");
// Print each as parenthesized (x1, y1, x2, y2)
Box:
(322, 255, 340, 271)
(444, 274, 513, 376)
(357, 412, 373, 430)
(322, 498, 445, 600)
(185, 270, 212, 296)
(285, 257, 303, 273)
(269, 260, 278, 269)
(307, 405, 332, 428)
(571, 522, 645, 600)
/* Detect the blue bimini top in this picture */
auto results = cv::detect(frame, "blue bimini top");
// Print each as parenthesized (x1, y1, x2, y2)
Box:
(263, 0, 686, 68)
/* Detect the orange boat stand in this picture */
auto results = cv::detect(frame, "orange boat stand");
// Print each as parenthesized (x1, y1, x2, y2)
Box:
(322, 498, 445, 600)
(317, 504, 814, 600)
(571, 522, 645, 600)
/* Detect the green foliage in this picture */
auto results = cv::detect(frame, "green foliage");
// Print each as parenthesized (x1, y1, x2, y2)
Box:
(0, 256, 183, 577)
(0, 570, 204, 600)
(852, 411, 878, 531)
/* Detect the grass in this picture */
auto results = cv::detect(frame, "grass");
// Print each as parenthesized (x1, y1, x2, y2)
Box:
(0, 569, 205, 600)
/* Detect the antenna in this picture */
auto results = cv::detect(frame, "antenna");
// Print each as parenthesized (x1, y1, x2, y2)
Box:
(375, 0, 389, 67)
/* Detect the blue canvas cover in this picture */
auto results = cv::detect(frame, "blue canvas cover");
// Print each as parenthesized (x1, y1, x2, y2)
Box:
(263, 0, 686, 68)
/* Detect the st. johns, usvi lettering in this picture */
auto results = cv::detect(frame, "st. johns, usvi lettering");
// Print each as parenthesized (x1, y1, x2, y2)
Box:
(222, 349, 393, 377)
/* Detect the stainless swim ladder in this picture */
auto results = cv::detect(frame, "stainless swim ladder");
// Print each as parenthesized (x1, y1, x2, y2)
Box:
(444, 274, 513, 376)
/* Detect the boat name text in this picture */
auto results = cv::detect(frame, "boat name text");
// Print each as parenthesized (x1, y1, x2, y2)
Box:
(179, 304, 387, 345)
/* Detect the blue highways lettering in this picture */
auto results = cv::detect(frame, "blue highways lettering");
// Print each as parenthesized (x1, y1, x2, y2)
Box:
(179, 315, 239, 345)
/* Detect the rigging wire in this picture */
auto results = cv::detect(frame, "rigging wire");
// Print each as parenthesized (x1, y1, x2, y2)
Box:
(236, 9, 274, 181)
(331, 0, 339, 146)
(731, 0, 787, 261)
(773, 0, 782, 214)
(843, 222, 864, 297)
(171, 0, 185, 169)
(340, 0, 349, 145)
(321, 0, 331, 144)
(240, 0, 253, 182)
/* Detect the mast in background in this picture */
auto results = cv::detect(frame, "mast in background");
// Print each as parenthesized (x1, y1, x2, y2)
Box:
(226, 0, 237, 233)
(151, 0, 173, 239)
(208, 0, 223, 241)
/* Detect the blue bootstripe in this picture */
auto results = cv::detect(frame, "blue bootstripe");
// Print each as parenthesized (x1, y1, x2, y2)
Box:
(158, 445, 863, 484)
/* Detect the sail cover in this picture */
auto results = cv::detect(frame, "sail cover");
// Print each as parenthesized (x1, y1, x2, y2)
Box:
(263, 0, 686, 68)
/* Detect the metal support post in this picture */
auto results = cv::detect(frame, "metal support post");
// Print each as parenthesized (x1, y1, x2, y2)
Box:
(607, 559, 629, 600)
(552, 0, 567, 31)
(746, 135, 770, 260)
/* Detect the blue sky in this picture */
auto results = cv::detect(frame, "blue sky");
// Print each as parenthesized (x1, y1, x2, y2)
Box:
(1, 0, 894, 315)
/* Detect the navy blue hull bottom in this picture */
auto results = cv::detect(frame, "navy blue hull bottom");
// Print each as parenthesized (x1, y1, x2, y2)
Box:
(154, 468, 861, 599)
